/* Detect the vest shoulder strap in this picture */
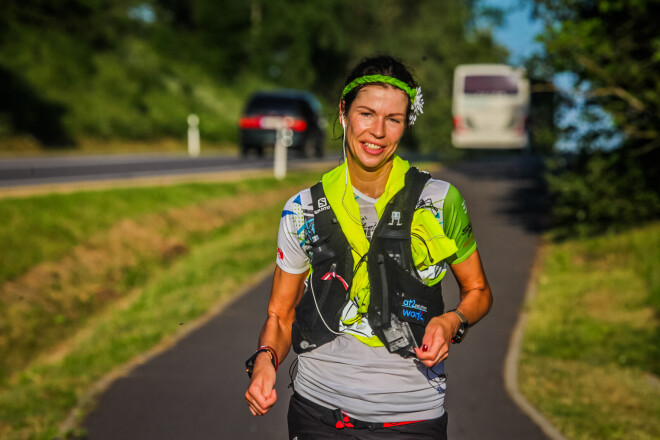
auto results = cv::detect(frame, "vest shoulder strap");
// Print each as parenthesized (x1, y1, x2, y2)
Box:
(376, 167, 431, 237)
(310, 181, 335, 232)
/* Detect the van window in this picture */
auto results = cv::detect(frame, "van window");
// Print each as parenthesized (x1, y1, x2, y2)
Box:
(464, 75, 519, 95)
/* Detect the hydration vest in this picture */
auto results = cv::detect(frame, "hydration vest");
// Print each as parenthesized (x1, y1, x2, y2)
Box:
(291, 167, 445, 357)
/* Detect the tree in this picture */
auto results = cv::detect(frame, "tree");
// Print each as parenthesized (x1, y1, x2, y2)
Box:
(532, 0, 660, 236)
(534, 0, 660, 156)
(0, 0, 508, 150)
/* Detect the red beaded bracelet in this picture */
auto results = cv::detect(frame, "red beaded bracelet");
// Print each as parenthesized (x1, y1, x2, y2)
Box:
(245, 345, 279, 378)
(257, 345, 279, 372)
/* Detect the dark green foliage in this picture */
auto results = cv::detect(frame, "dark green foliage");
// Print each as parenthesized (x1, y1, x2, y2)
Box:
(532, 0, 660, 237)
(528, 78, 558, 154)
(0, 65, 72, 145)
(546, 150, 660, 239)
(0, 0, 507, 151)
(533, 0, 660, 145)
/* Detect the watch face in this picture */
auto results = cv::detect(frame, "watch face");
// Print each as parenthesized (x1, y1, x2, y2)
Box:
(245, 352, 258, 378)
(451, 324, 468, 344)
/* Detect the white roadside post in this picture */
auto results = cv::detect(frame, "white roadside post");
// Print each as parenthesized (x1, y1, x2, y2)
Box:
(187, 113, 200, 157)
(274, 118, 293, 180)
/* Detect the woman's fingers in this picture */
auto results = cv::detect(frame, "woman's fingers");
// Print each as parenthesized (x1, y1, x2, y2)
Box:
(415, 339, 449, 367)
(414, 315, 456, 367)
(246, 373, 278, 416)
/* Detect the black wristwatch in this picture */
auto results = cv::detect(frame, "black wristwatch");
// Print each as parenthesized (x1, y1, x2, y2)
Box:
(245, 346, 279, 378)
(448, 309, 469, 344)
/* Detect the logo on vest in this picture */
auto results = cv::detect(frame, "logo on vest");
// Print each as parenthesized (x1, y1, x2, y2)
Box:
(388, 211, 402, 226)
(300, 340, 317, 350)
(401, 298, 428, 322)
(314, 197, 330, 214)
(402, 298, 428, 312)
(401, 299, 428, 322)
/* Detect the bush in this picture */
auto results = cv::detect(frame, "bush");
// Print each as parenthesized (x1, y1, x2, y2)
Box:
(546, 150, 660, 239)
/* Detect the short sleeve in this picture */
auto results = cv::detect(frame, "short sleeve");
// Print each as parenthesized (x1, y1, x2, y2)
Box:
(442, 185, 477, 264)
(276, 190, 312, 274)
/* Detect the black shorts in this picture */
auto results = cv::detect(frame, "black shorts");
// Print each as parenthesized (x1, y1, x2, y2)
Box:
(287, 393, 448, 440)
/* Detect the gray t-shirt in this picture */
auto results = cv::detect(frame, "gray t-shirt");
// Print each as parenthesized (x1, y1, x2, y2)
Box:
(277, 178, 476, 422)
(296, 334, 447, 422)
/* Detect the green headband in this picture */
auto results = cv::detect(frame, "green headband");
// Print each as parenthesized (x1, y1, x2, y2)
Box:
(341, 74, 417, 103)
(341, 74, 424, 125)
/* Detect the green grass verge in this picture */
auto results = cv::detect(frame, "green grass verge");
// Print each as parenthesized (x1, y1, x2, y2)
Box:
(0, 176, 303, 284)
(0, 171, 322, 439)
(519, 221, 660, 440)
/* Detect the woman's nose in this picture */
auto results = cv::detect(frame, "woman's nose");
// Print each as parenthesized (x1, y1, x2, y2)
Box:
(370, 117, 386, 138)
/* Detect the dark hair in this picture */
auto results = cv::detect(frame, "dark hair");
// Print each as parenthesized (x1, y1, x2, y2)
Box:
(340, 55, 418, 127)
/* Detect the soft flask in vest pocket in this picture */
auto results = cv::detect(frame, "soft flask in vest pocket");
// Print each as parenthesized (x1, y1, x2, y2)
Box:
(368, 250, 444, 357)
(365, 168, 445, 357)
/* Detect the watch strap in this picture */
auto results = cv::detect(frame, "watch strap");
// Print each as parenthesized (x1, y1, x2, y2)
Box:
(447, 308, 469, 344)
(245, 346, 279, 378)
(448, 308, 468, 325)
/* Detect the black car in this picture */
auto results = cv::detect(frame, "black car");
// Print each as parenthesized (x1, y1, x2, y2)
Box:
(239, 90, 325, 158)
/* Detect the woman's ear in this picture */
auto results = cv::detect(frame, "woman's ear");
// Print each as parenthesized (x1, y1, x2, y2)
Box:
(338, 102, 346, 128)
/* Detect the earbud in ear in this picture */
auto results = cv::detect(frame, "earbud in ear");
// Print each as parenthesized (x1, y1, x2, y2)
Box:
(341, 115, 345, 128)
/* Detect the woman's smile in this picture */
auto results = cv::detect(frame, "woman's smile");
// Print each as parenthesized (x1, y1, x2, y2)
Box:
(344, 84, 409, 173)
(362, 141, 385, 154)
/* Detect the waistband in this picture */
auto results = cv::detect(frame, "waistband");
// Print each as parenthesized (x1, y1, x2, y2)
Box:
(293, 392, 427, 430)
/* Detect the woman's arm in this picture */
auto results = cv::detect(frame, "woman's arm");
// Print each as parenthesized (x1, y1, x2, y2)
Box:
(245, 266, 308, 416)
(414, 249, 493, 367)
(446, 249, 493, 325)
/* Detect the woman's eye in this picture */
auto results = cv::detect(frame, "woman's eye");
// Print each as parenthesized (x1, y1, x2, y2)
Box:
(389, 118, 402, 124)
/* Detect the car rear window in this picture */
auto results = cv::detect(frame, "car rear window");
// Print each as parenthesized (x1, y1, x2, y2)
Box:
(246, 97, 305, 116)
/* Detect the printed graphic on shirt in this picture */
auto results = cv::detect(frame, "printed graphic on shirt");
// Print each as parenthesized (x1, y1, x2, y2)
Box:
(416, 196, 441, 221)
(361, 215, 377, 241)
(277, 191, 315, 274)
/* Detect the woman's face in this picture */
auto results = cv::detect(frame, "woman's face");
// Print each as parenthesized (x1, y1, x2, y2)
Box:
(343, 84, 408, 172)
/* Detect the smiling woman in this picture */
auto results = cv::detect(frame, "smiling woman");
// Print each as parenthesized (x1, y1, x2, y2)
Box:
(342, 85, 408, 184)
(244, 55, 493, 439)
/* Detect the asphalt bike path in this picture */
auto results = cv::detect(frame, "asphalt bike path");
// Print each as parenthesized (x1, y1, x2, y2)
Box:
(83, 155, 550, 439)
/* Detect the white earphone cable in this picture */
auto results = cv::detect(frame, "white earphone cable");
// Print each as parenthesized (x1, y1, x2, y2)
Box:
(309, 276, 344, 336)
(340, 116, 363, 225)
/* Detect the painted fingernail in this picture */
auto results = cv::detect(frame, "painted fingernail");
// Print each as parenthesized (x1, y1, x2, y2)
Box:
(422, 344, 429, 352)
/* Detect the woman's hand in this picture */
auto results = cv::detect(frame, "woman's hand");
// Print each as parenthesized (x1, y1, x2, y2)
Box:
(245, 352, 278, 416)
(415, 250, 493, 368)
(414, 313, 460, 367)
(244, 267, 308, 416)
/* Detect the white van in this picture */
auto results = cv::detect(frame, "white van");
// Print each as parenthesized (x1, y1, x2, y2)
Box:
(452, 64, 530, 149)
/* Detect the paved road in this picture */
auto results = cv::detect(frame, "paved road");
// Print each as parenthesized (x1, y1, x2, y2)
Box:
(0, 153, 338, 187)
(83, 155, 549, 439)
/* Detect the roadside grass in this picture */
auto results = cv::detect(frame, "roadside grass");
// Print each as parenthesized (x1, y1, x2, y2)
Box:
(0, 171, 321, 439)
(0, 176, 295, 284)
(0, 202, 286, 440)
(519, 221, 660, 440)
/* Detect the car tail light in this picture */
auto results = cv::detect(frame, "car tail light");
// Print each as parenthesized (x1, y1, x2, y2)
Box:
(239, 117, 261, 129)
(239, 116, 307, 131)
(288, 118, 307, 132)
